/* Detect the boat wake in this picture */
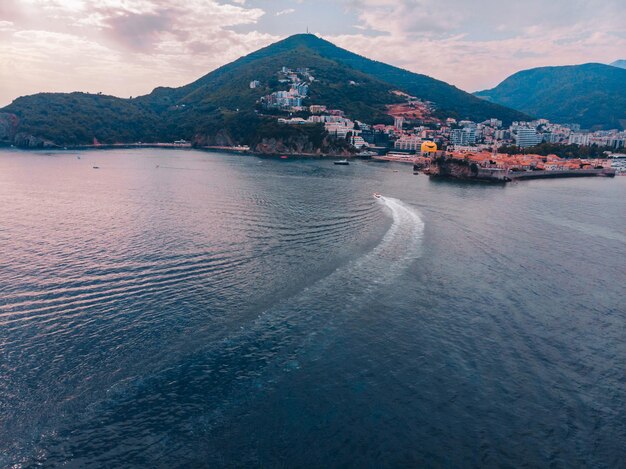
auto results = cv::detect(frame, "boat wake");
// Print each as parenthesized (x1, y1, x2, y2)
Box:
(19, 197, 425, 466)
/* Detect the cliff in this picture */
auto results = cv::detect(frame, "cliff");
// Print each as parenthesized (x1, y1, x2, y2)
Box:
(192, 125, 354, 156)
(0, 113, 58, 148)
(428, 156, 510, 181)
(252, 135, 354, 156)
(0, 113, 19, 145)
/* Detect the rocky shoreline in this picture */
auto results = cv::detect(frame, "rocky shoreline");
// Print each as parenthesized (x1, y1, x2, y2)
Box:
(0, 141, 360, 159)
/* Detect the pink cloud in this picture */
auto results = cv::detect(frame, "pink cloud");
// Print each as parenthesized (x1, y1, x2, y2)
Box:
(1, 0, 624, 106)
(0, 1, 276, 105)
(331, 0, 626, 91)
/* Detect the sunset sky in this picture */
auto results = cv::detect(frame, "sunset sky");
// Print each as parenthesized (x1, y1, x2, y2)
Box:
(1, 0, 625, 106)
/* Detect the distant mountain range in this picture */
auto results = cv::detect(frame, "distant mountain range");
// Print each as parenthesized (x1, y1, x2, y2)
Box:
(0, 34, 528, 150)
(610, 60, 626, 69)
(475, 63, 626, 130)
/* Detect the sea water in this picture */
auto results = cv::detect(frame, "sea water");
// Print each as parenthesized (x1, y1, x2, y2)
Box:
(0, 148, 624, 466)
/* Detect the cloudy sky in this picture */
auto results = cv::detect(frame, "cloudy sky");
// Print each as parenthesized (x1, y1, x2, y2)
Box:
(1, 0, 625, 106)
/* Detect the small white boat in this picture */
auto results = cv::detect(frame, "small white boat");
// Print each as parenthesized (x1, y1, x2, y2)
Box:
(373, 192, 382, 199)
(334, 159, 349, 165)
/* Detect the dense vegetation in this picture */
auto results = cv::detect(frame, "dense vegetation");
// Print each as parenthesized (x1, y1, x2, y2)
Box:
(3, 93, 163, 145)
(499, 143, 613, 159)
(140, 46, 404, 125)
(475, 63, 626, 130)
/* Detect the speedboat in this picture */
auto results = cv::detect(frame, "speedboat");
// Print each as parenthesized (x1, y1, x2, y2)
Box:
(334, 159, 349, 165)
(373, 192, 382, 199)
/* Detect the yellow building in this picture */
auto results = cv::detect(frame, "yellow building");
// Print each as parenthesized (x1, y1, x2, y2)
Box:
(421, 141, 437, 153)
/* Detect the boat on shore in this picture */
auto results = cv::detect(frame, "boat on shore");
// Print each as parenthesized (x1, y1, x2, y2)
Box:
(334, 159, 349, 165)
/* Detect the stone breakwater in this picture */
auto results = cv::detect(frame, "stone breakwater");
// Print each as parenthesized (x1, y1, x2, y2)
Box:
(507, 168, 616, 180)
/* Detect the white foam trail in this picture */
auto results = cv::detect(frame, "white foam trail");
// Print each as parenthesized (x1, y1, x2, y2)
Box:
(18, 197, 427, 463)
(241, 195, 425, 332)
(356, 196, 425, 280)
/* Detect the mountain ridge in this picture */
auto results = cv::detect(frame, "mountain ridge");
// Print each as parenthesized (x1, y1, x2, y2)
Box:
(475, 63, 626, 130)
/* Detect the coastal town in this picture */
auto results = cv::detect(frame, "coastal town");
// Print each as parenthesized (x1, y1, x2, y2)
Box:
(245, 66, 625, 180)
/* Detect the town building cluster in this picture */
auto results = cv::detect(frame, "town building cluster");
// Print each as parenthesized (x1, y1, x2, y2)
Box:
(255, 65, 625, 160)
(386, 118, 626, 153)
(279, 111, 371, 149)
(258, 67, 314, 111)
(442, 151, 612, 171)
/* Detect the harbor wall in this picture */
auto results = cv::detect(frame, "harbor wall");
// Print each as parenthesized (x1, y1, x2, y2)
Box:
(508, 168, 615, 179)
(424, 157, 616, 182)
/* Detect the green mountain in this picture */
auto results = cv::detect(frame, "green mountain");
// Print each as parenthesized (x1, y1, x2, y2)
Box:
(475, 63, 626, 130)
(0, 93, 162, 146)
(1, 34, 529, 149)
(273, 35, 526, 123)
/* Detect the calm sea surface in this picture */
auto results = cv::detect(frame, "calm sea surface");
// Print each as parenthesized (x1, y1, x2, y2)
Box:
(0, 148, 624, 467)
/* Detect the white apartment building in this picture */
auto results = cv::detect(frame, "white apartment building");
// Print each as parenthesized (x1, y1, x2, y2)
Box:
(515, 128, 541, 148)
(568, 133, 590, 145)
